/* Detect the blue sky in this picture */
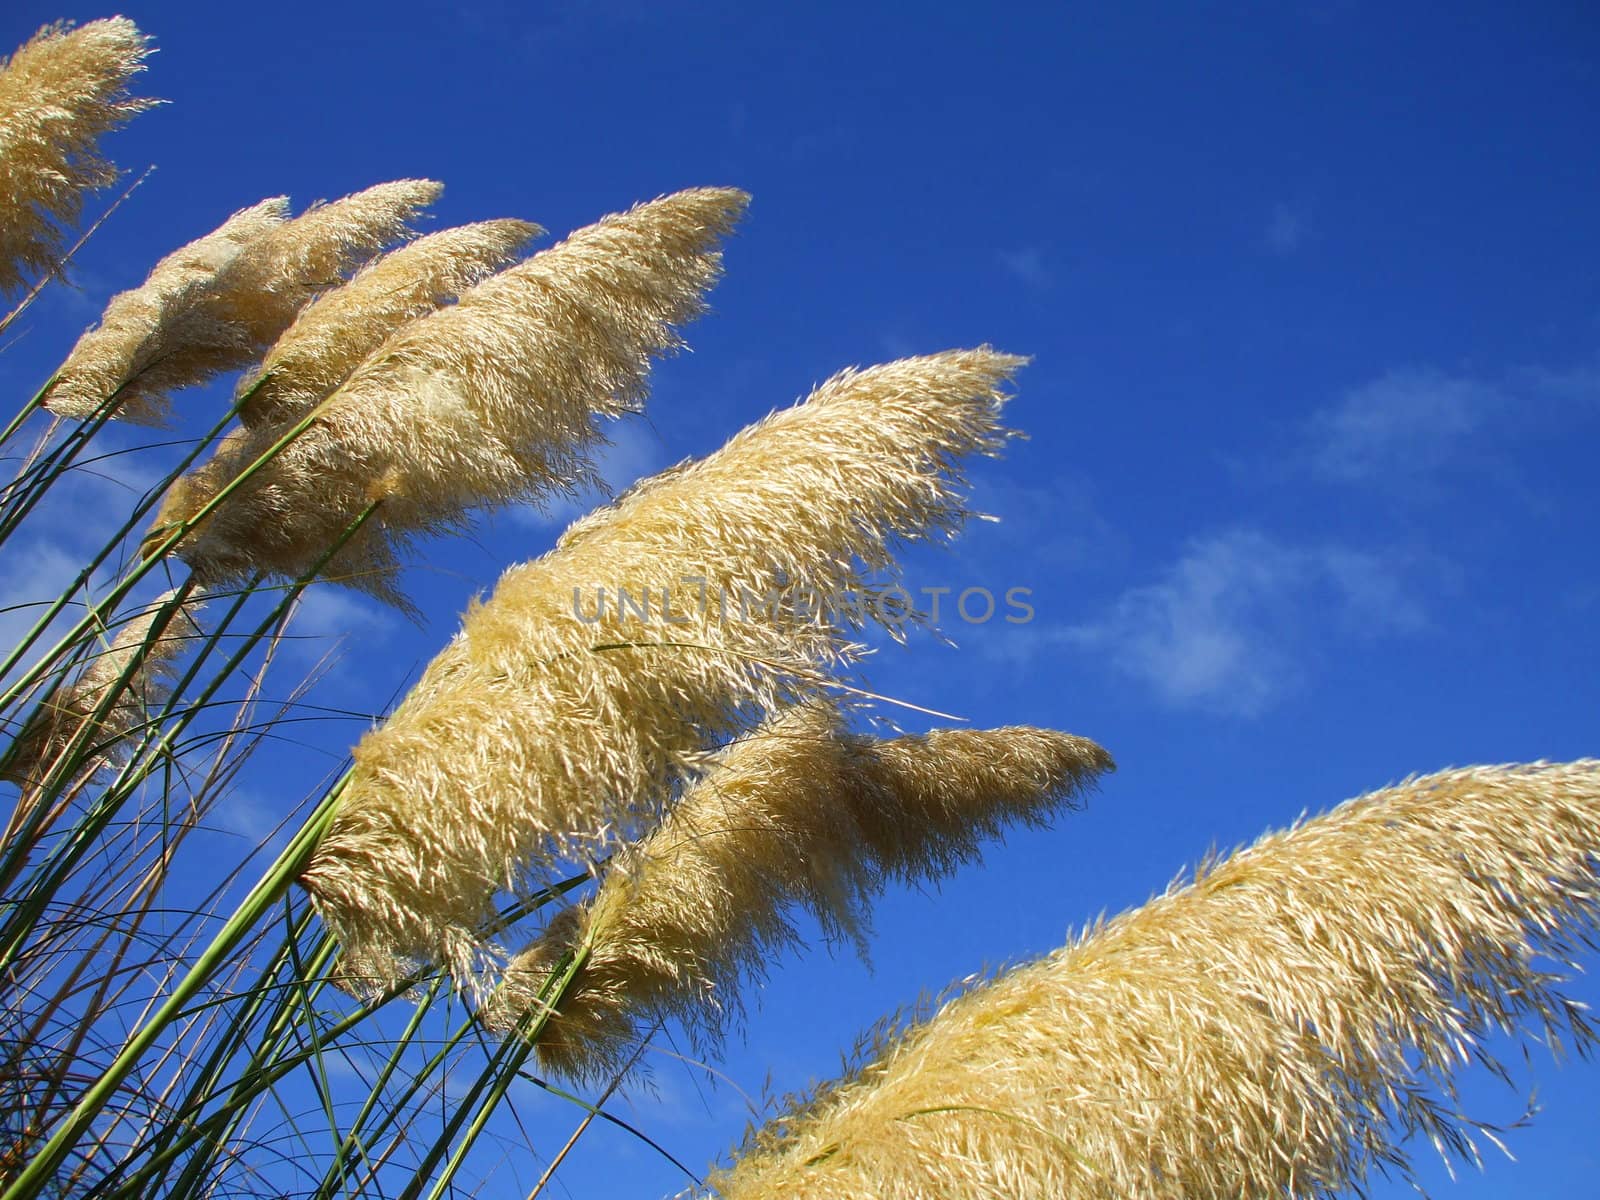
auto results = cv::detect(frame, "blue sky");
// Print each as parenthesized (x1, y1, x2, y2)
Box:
(3, 2, 1598, 1196)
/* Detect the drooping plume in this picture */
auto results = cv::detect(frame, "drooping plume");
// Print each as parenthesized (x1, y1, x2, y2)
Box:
(236, 219, 543, 428)
(0, 17, 157, 295)
(1, 592, 203, 787)
(483, 705, 1113, 1081)
(709, 760, 1600, 1200)
(45, 181, 440, 423)
(149, 188, 749, 601)
(300, 348, 1026, 986)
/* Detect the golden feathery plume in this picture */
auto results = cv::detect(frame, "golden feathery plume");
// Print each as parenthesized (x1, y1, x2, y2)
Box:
(482, 705, 1113, 1081)
(0, 17, 157, 295)
(205, 178, 444, 350)
(43, 199, 289, 424)
(148, 188, 748, 603)
(708, 760, 1600, 1200)
(45, 180, 440, 424)
(2, 591, 203, 787)
(236, 219, 544, 428)
(299, 348, 1025, 986)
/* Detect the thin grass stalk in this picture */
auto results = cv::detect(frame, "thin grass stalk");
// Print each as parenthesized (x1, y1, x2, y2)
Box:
(299, 972, 452, 1198)
(525, 1036, 651, 1200)
(4, 581, 196, 793)
(335, 1009, 485, 1194)
(0, 385, 261, 691)
(106, 969, 464, 1197)
(0, 402, 113, 546)
(304, 889, 586, 1197)
(10, 799, 212, 1168)
(0, 520, 365, 1082)
(520, 1077, 702, 1189)
(0, 505, 378, 973)
(190, 883, 598, 1200)
(417, 1030, 540, 1200)
(0, 393, 318, 713)
(0, 376, 60, 456)
(0, 382, 269, 687)
(308, 877, 598, 1199)
(0, 771, 350, 1200)
(175, 923, 355, 1184)
(0, 594, 214, 1009)
(91, 876, 592, 1200)
(0, 583, 200, 925)
(117, 900, 318, 1197)
(0, 583, 249, 961)
(0, 166, 154, 345)
(282, 932, 345, 1175)
(0, 571, 256, 905)
(397, 947, 588, 1200)
(240, 883, 595, 1195)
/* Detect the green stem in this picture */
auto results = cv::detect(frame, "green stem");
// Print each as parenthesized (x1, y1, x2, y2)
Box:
(86, 875, 591, 1199)
(0, 779, 349, 1200)
(0, 376, 59, 455)
(0, 380, 311, 712)
(401, 946, 590, 1200)
(0, 501, 379, 974)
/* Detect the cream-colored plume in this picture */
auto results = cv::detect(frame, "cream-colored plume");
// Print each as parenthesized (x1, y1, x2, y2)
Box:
(2, 592, 203, 787)
(0, 18, 156, 295)
(300, 348, 1025, 986)
(45, 180, 440, 423)
(149, 188, 748, 602)
(42, 199, 289, 423)
(204, 179, 444, 351)
(709, 760, 1600, 1200)
(236, 219, 543, 428)
(482, 705, 1113, 1081)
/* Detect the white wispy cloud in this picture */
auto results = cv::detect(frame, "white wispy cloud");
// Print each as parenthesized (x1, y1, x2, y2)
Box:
(0, 540, 86, 686)
(1263, 204, 1307, 255)
(1305, 367, 1501, 483)
(1299, 360, 1600, 490)
(1027, 529, 1431, 717)
(997, 247, 1052, 290)
(287, 586, 397, 646)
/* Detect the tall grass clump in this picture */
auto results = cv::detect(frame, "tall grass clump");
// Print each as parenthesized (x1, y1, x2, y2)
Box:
(0, 15, 1596, 1200)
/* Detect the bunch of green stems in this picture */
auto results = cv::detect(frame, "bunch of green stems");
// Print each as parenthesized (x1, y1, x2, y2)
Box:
(0, 388, 620, 1198)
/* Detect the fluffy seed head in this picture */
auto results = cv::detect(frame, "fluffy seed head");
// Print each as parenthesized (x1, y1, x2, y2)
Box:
(300, 348, 1026, 986)
(44, 181, 440, 424)
(153, 188, 748, 602)
(206, 179, 444, 350)
(483, 706, 1113, 1081)
(237, 219, 543, 428)
(2, 592, 202, 787)
(44, 199, 289, 423)
(709, 760, 1600, 1200)
(0, 17, 157, 294)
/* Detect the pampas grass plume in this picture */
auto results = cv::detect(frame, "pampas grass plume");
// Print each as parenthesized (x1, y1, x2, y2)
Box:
(300, 348, 1025, 986)
(152, 188, 747, 600)
(709, 760, 1600, 1200)
(43, 198, 289, 423)
(237, 218, 543, 427)
(484, 705, 1113, 1081)
(45, 180, 440, 423)
(0, 17, 156, 294)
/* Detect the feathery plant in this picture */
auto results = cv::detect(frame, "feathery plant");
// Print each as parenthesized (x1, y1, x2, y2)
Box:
(2, 16, 1598, 1200)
